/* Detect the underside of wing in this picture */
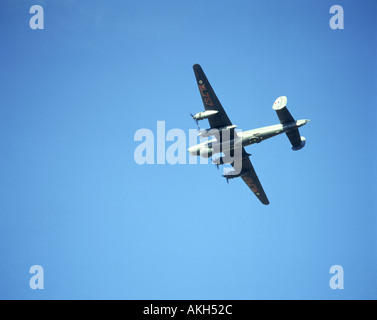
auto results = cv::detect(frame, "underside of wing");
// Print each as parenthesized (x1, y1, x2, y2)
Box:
(193, 65, 269, 205)
(193, 64, 232, 129)
(231, 150, 269, 205)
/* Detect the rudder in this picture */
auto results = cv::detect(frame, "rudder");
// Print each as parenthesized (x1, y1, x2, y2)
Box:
(272, 96, 306, 151)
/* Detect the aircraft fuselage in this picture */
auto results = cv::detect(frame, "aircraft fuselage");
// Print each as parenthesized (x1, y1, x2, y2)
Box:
(188, 119, 310, 157)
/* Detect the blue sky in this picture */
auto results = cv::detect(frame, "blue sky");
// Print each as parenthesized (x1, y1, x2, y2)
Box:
(0, 0, 376, 299)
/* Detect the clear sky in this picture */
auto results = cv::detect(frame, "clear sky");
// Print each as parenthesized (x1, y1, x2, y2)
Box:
(0, 0, 376, 300)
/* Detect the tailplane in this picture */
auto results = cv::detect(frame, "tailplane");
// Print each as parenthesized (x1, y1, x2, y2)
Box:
(273, 96, 308, 151)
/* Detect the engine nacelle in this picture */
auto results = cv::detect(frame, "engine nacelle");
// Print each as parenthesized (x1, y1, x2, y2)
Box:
(192, 110, 219, 121)
(212, 155, 234, 165)
(198, 125, 237, 138)
(222, 169, 247, 180)
(199, 147, 213, 158)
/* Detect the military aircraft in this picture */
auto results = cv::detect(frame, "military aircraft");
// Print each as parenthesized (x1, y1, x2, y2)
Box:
(187, 64, 310, 205)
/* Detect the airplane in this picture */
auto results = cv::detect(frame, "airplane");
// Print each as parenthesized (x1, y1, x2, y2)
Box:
(187, 64, 310, 205)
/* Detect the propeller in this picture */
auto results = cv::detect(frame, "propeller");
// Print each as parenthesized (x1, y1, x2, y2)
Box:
(190, 113, 200, 129)
(222, 173, 230, 184)
(211, 155, 220, 170)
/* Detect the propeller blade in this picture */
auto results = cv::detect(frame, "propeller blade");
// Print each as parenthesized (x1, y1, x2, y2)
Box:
(190, 113, 200, 129)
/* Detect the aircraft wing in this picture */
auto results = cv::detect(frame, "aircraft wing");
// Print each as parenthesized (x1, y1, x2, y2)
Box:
(193, 65, 268, 204)
(193, 64, 233, 129)
(231, 149, 270, 205)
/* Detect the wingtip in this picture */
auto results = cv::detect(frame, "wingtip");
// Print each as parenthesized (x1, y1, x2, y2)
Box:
(193, 63, 201, 70)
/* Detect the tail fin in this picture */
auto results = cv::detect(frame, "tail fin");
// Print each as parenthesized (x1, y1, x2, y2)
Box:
(273, 96, 294, 123)
(273, 96, 306, 151)
(287, 132, 306, 151)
